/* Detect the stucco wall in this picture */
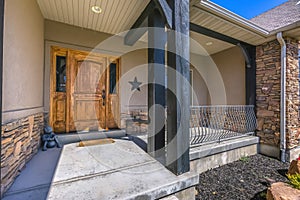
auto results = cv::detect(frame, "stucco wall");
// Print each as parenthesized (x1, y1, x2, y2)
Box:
(120, 49, 148, 113)
(43, 21, 245, 130)
(1, 0, 44, 195)
(190, 64, 209, 105)
(45, 20, 112, 49)
(44, 20, 148, 118)
(2, 0, 44, 123)
(190, 47, 245, 105)
(211, 46, 246, 105)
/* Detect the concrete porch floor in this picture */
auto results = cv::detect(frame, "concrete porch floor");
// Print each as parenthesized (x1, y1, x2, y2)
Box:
(2, 147, 62, 200)
(2, 130, 198, 200)
(2, 130, 127, 200)
(2, 130, 257, 200)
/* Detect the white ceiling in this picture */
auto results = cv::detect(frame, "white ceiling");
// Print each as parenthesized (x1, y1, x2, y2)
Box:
(37, 0, 150, 35)
(190, 31, 235, 55)
(36, 0, 257, 55)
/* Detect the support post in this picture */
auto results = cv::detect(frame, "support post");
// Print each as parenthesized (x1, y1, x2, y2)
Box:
(166, 0, 190, 175)
(245, 46, 256, 106)
(148, 9, 167, 164)
(238, 43, 256, 105)
(0, 0, 4, 131)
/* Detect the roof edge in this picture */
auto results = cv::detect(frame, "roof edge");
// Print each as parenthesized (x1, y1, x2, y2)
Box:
(270, 20, 300, 35)
(198, 0, 270, 36)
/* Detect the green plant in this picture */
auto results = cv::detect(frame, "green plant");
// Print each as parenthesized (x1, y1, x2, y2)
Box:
(287, 173, 300, 190)
(240, 156, 250, 162)
(259, 191, 267, 199)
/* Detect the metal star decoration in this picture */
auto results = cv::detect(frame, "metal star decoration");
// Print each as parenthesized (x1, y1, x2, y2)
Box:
(129, 77, 142, 91)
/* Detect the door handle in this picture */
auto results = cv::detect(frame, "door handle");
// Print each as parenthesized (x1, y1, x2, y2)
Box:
(102, 89, 106, 106)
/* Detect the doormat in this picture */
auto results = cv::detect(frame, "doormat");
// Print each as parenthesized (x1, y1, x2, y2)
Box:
(78, 138, 115, 147)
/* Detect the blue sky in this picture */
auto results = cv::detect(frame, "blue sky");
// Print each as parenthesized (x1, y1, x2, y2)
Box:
(210, 0, 288, 19)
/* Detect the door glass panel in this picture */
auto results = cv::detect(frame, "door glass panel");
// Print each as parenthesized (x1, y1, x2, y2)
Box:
(56, 56, 66, 92)
(109, 63, 117, 94)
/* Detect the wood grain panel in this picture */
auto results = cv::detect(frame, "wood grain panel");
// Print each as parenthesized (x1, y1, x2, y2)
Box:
(50, 47, 68, 133)
(69, 50, 107, 132)
(53, 92, 66, 132)
(50, 47, 120, 133)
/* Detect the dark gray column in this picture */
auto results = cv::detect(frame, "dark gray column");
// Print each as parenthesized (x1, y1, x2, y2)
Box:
(166, 0, 190, 175)
(148, 9, 167, 164)
(245, 46, 256, 106)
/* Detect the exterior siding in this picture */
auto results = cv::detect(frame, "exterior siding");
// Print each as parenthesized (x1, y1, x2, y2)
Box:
(256, 40, 281, 152)
(286, 38, 300, 150)
(256, 38, 300, 159)
(1, 113, 44, 195)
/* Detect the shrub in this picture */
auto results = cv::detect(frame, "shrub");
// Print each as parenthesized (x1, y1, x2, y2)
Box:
(287, 173, 300, 190)
(239, 156, 249, 162)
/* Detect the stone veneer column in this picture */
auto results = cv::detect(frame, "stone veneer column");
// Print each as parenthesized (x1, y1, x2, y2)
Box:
(256, 40, 281, 158)
(1, 113, 44, 196)
(256, 38, 300, 160)
(285, 39, 300, 152)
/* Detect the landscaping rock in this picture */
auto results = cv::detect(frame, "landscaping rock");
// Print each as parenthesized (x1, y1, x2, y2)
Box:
(266, 182, 300, 200)
(288, 160, 300, 175)
(196, 154, 289, 200)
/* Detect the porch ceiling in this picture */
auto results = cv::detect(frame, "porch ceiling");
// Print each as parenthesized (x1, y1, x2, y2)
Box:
(37, 0, 287, 48)
(36, 0, 150, 35)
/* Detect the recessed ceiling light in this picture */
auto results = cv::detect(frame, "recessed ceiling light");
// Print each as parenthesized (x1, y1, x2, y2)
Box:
(206, 42, 213, 46)
(91, 6, 102, 14)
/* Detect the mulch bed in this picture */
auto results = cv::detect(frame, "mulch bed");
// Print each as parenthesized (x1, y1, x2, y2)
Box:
(196, 154, 290, 200)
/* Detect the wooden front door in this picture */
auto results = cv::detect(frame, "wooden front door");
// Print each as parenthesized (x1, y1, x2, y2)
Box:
(50, 47, 120, 133)
(69, 51, 107, 132)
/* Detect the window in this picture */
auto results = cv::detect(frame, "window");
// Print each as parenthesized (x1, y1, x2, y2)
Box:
(109, 63, 117, 94)
(56, 56, 66, 92)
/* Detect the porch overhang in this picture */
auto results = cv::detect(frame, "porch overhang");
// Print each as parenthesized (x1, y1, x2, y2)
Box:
(125, 0, 300, 47)
(191, 0, 300, 46)
(124, 0, 173, 46)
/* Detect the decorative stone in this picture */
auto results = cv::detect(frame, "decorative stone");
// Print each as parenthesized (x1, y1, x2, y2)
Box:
(1, 137, 12, 146)
(288, 159, 300, 175)
(257, 119, 264, 131)
(267, 182, 300, 200)
(14, 141, 22, 157)
(0, 113, 44, 196)
(256, 38, 300, 154)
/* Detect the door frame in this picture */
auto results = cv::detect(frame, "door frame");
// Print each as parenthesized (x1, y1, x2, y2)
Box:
(49, 46, 120, 133)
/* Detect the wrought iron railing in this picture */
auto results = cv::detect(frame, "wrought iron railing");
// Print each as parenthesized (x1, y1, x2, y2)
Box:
(190, 105, 257, 146)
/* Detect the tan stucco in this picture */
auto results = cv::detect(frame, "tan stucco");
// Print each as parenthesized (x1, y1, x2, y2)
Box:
(2, 0, 44, 123)
(212, 46, 246, 105)
(190, 65, 209, 105)
(44, 20, 148, 116)
(190, 46, 245, 105)
(45, 20, 112, 49)
(120, 50, 148, 113)
(43, 20, 245, 125)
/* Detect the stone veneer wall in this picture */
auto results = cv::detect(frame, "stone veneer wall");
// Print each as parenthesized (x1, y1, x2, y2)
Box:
(256, 40, 281, 152)
(1, 113, 44, 195)
(256, 38, 300, 159)
(286, 39, 300, 150)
